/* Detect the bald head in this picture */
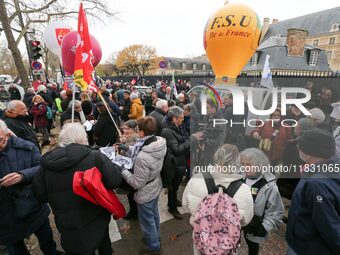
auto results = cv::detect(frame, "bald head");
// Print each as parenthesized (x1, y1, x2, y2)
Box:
(7, 100, 28, 116)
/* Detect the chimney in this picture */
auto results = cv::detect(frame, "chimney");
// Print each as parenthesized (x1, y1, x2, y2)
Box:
(272, 19, 279, 24)
(286, 29, 308, 57)
(260, 17, 270, 43)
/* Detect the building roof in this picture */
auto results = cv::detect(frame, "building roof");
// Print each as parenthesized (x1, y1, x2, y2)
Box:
(264, 6, 340, 40)
(243, 36, 331, 72)
(163, 56, 212, 70)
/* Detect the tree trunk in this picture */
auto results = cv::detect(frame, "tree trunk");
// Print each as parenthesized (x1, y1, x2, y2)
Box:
(0, 0, 30, 90)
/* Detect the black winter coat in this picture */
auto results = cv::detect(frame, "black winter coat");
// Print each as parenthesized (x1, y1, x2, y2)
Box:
(161, 122, 190, 172)
(23, 92, 34, 108)
(122, 99, 131, 121)
(149, 108, 166, 136)
(93, 111, 118, 146)
(60, 108, 81, 128)
(3, 113, 40, 150)
(0, 137, 50, 244)
(33, 144, 123, 254)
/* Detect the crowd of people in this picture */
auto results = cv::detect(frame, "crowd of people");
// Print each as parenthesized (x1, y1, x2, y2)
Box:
(0, 79, 339, 255)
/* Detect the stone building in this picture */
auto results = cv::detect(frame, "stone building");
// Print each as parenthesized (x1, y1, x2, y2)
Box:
(262, 7, 340, 72)
(242, 27, 332, 77)
(149, 56, 212, 75)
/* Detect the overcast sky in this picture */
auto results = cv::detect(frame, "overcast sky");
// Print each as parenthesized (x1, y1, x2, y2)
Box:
(2, 0, 340, 63)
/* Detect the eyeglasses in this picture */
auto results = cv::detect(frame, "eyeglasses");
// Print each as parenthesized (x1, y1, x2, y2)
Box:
(0, 136, 7, 143)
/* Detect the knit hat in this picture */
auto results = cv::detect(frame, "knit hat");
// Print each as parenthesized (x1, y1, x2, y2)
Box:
(297, 128, 335, 159)
(37, 85, 46, 93)
(124, 90, 131, 95)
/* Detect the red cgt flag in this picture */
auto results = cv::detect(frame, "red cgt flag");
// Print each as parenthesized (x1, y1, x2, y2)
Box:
(73, 3, 97, 92)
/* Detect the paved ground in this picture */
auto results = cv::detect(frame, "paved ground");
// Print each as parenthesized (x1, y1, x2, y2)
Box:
(1, 123, 288, 255)
(25, 185, 287, 255)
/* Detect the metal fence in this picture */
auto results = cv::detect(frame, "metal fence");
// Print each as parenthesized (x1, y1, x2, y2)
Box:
(105, 74, 340, 100)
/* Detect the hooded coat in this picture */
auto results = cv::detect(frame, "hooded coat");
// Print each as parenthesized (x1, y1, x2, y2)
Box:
(128, 98, 144, 120)
(244, 172, 284, 243)
(122, 136, 167, 204)
(33, 144, 122, 254)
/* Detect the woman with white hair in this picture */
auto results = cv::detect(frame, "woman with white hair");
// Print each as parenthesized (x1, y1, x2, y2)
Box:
(33, 123, 122, 255)
(241, 148, 284, 255)
(182, 144, 254, 254)
(128, 92, 143, 120)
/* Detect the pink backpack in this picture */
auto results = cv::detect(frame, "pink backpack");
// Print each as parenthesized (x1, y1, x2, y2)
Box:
(193, 172, 243, 255)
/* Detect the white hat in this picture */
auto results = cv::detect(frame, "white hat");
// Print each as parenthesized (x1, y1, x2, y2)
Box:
(331, 102, 340, 122)
(37, 85, 46, 93)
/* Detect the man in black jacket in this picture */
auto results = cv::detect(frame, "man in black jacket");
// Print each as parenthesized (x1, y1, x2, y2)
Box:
(149, 99, 168, 136)
(3, 100, 40, 150)
(122, 90, 132, 121)
(0, 120, 56, 254)
(161, 106, 190, 219)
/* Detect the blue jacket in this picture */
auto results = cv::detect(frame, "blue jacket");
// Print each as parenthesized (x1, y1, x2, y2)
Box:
(286, 156, 340, 255)
(0, 136, 50, 244)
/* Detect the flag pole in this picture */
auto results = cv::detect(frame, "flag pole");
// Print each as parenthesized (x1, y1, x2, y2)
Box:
(71, 84, 75, 123)
(97, 92, 122, 137)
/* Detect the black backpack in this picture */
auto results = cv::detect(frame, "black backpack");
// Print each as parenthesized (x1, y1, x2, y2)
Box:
(141, 136, 176, 188)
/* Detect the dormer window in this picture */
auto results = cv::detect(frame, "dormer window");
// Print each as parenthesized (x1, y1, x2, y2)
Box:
(202, 64, 206, 71)
(193, 63, 197, 70)
(251, 52, 258, 66)
(309, 50, 319, 66)
(167, 61, 172, 69)
(181, 63, 186, 70)
(330, 23, 340, 32)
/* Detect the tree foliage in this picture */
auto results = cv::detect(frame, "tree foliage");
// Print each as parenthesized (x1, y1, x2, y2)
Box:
(114, 44, 158, 75)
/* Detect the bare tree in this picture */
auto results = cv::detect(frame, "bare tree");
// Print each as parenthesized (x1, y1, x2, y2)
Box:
(0, 0, 118, 89)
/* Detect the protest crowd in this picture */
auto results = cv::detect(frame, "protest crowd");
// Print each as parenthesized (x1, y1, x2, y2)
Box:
(0, 78, 340, 255)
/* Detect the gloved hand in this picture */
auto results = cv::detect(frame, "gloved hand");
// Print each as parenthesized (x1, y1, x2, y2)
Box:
(253, 224, 267, 237)
(115, 143, 129, 152)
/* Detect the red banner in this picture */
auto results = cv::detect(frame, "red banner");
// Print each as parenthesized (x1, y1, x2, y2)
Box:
(73, 3, 96, 92)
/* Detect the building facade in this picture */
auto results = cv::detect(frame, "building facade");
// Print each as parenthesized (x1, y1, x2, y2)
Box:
(263, 7, 340, 72)
(149, 56, 212, 75)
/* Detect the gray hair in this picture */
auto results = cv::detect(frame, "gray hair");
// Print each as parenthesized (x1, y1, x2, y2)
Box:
(68, 100, 82, 109)
(176, 94, 184, 100)
(130, 92, 138, 100)
(6, 100, 24, 112)
(156, 99, 168, 109)
(27, 88, 35, 94)
(308, 108, 325, 124)
(60, 90, 66, 97)
(167, 106, 184, 120)
(214, 144, 240, 169)
(297, 118, 316, 133)
(240, 148, 270, 169)
(0, 120, 9, 134)
(58, 123, 88, 147)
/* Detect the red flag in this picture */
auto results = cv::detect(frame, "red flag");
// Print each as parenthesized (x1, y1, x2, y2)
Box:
(73, 3, 96, 92)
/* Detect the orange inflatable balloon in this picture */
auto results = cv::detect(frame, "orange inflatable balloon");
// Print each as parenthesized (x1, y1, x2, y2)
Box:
(204, 2, 262, 84)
